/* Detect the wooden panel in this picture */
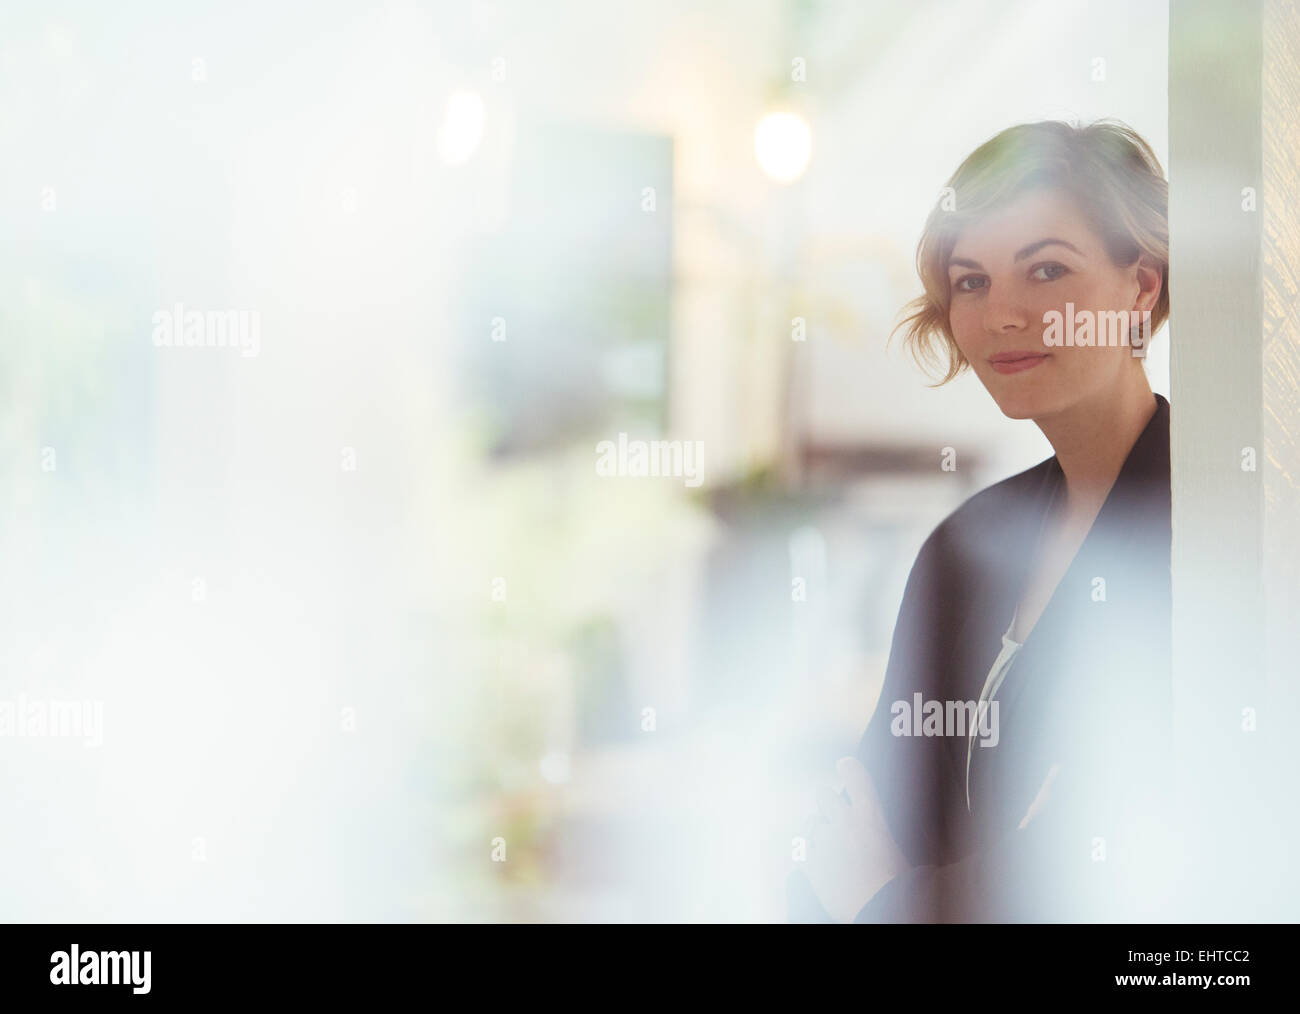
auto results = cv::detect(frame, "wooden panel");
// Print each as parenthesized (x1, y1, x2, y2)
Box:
(1263, 0, 1300, 722)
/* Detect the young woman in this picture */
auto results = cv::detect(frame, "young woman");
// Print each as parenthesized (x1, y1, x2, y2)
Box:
(790, 120, 1175, 922)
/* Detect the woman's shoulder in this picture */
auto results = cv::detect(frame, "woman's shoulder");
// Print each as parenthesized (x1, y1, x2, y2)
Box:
(916, 455, 1059, 561)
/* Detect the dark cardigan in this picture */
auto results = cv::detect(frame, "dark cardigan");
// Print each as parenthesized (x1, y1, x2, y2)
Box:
(789, 394, 1173, 922)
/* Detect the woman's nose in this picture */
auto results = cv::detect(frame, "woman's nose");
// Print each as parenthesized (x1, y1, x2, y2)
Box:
(982, 292, 1030, 335)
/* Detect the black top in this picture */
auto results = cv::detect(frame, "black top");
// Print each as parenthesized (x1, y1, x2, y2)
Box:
(789, 393, 1173, 922)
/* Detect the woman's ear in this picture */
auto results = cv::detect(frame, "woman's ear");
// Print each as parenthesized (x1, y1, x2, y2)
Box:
(1133, 254, 1163, 313)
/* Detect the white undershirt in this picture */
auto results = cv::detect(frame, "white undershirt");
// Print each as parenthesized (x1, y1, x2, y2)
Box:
(965, 609, 1022, 814)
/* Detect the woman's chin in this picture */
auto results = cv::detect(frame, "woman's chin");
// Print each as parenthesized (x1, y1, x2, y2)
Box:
(988, 386, 1053, 421)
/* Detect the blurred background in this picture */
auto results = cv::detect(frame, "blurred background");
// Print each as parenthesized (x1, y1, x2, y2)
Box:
(0, 0, 1169, 921)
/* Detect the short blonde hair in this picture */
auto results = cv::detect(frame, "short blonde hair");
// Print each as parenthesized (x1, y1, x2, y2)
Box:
(893, 119, 1170, 385)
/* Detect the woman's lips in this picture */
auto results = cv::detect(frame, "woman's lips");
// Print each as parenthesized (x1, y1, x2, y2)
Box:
(989, 354, 1049, 375)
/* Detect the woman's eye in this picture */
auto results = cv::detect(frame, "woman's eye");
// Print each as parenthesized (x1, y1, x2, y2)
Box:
(1030, 262, 1069, 282)
(954, 274, 987, 293)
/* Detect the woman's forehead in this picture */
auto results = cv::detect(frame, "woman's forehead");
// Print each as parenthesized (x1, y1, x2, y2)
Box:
(949, 189, 1096, 257)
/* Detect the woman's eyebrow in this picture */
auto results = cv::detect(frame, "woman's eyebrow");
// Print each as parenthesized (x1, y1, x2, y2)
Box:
(1013, 238, 1082, 261)
(947, 238, 1083, 272)
(946, 239, 1086, 271)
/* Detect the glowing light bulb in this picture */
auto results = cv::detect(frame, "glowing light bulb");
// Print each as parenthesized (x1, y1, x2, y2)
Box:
(754, 111, 811, 184)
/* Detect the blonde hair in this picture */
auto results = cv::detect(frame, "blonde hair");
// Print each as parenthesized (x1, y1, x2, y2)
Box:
(893, 119, 1170, 385)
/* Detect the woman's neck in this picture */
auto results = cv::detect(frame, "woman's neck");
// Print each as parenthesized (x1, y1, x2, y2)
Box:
(1034, 369, 1157, 519)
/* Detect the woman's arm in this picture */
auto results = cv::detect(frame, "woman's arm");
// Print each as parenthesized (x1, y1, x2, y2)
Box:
(851, 728, 1177, 922)
(791, 524, 957, 922)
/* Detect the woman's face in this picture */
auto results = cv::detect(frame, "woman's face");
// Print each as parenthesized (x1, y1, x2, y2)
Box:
(945, 187, 1160, 421)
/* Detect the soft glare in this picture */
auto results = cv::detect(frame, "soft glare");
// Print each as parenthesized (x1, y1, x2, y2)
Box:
(754, 111, 811, 183)
(438, 89, 485, 166)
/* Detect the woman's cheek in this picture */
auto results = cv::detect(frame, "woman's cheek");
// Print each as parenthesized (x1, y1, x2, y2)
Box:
(1034, 294, 1073, 335)
(948, 307, 979, 356)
